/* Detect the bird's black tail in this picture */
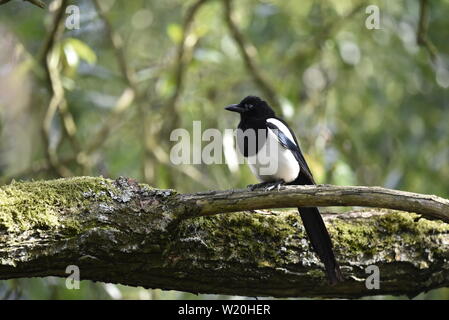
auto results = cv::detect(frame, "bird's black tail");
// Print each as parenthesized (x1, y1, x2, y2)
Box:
(298, 206, 343, 284)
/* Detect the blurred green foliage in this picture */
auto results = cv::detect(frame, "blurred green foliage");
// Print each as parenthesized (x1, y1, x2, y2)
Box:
(0, 0, 448, 299)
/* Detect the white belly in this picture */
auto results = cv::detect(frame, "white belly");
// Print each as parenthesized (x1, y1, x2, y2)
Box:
(246, 131, 300, 183)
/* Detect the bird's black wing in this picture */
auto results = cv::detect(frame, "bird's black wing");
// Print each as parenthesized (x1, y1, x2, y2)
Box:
(266, 118, 315, 184)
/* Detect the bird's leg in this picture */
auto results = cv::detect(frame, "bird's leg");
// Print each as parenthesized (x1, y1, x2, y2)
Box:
(248, 180, 285, 191)
(265, 179, 285, 191)
(247, 181, 272, 191)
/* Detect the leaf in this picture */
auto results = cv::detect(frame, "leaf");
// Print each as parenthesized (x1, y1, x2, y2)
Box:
(63, 38, 97, 65)
(167, 23, 183, 44)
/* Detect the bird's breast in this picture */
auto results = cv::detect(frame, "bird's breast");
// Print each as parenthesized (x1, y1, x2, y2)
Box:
(245, 130, 300, 183)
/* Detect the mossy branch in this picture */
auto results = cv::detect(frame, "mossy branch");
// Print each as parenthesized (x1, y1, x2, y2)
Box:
(1, 177, 449, 298)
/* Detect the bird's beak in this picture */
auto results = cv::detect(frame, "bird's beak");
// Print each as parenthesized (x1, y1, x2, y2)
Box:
(225, 104, 244, 113)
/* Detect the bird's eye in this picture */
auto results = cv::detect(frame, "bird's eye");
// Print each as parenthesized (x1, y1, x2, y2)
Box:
(245, 104, 253, 110)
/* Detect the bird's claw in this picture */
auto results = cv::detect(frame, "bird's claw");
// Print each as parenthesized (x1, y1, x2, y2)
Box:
(248, 180, 284, 191)
(247, 182, 268, 191)
(265, 180, 284, 191)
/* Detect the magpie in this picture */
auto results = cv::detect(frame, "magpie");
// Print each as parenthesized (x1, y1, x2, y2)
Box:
(225, 95, 343, 284)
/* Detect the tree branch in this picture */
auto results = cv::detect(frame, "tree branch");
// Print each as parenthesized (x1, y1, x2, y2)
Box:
(92, 0, 157, 183)
(417, 0, 438, 63)
(1, 177, 449, 298)
(25, 0, 45, 8)
(0, 0, 45, 9)
(181, 184, 449, 222)
(222, 0, 280, 109)
(157, 0, 210, 186)
(38, 0, 76, 177)
(168, 0, 208, 112)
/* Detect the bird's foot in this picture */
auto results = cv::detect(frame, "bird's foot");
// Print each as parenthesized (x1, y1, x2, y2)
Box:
(265, 180, 285, 191)
(247, 180, 284, 191)
(247, 182, 271, 191)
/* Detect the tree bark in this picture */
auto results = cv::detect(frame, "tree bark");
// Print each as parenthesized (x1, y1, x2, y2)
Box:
(1, 176, 449, 298)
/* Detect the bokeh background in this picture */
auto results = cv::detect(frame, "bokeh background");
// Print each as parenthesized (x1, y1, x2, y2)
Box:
(0, 0, 448, 299)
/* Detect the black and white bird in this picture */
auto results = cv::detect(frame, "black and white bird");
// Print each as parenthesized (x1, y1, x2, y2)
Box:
(225, 95, 343, 284)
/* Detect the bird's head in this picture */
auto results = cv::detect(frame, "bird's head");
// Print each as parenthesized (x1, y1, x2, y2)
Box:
(225, 96, 275, 120)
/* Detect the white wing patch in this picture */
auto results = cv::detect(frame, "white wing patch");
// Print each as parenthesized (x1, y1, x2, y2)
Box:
(266, 118, 297, 146)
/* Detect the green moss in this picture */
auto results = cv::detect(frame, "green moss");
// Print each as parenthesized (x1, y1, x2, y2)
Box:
(378, 211, 449, 234)
(329, 210, 449, 261)
(0, 177, 115, 233)
(329, 219, 377, 256)
(171, 209, 449, 271)
(172, 210, 306, 267)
